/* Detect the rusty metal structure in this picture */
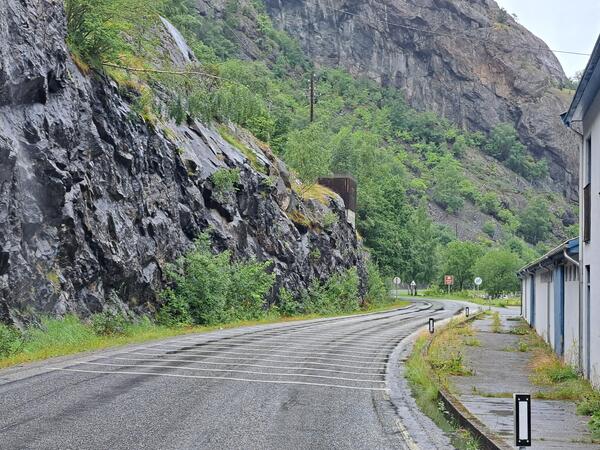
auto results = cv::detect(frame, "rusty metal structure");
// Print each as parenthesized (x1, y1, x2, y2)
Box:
(318, 175, 357, 212)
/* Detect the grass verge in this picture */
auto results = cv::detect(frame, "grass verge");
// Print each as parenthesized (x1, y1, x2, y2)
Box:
(512, 319, 600, 441)
(405, 318, 480, 450)
(0, 300, 411, 370)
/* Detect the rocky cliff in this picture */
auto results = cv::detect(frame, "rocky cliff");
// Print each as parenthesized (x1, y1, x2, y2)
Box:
(0, 0, 364, 324)
(206, 0, 578, 198)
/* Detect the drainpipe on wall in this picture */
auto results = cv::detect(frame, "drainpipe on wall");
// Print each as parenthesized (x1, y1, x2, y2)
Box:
(567, 121, 585, 373)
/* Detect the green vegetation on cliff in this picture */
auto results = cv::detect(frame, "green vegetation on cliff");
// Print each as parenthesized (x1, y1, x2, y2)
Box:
(64, 0, 575, 295)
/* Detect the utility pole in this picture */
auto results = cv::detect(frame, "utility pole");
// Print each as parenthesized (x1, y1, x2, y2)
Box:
(310, 73, 315, 123)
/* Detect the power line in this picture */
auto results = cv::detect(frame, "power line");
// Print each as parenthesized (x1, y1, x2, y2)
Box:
(321, 5, 590, 58)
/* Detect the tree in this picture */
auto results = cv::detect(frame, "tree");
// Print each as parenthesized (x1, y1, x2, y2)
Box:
(441, 241, 484, 290)
(431, 155, 465, 213)
(402, 204, 440, 286)
(485, 124, 522, 160)
(474, 249, 522, 297)
(284, 123, 332, 188)
(518, 197, 552, 244)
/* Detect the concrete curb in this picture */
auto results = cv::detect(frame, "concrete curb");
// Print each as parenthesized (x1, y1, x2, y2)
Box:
(437, 387, 512, 450)
(423, 309, 513, 450)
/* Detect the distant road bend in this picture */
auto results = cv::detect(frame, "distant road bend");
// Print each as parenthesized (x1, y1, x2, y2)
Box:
(0, 300, 466, 449)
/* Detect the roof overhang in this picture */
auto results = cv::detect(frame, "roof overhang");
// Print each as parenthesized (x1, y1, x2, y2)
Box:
(517, 238, 579, 277)
(563, 34, 600, 127)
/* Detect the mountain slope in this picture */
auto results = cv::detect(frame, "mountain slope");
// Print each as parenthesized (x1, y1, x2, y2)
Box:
(262, 0, 578, 198)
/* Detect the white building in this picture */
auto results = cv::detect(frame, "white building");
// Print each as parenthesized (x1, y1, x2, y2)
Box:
(537, 34, 600, 387)
(518, 239, 581, 369)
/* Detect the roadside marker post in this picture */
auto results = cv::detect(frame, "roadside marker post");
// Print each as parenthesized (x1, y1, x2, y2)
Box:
(393, 277, 402, 298)
(428, 318, 435, 334)
(465, 307, 470, 317)
(514, 394, 532, 448)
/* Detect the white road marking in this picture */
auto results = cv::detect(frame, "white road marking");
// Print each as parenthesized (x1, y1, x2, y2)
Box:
(137, 348, 384, 365)
(150, 341, 379, 356)
(79, 362, 386, 384)
(171, 336, 392, 351)
(50, 368, 390, 392)
(107, 356, 384, 376)
(145, 345, 380, 361)
(126, 351, 387, 370)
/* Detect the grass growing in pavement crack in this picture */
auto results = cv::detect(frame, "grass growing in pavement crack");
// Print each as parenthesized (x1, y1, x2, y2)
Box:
(491, 312, 503, 333)
(405, 319, 480, 450)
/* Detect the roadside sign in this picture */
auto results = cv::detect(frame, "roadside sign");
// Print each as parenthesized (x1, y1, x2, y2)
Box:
(410, 280, 416, 286)
(444, 275, 454, 286)
(474, 277, 483, 287)
(393, 277, 402, 286)
(514, 394, 532, 447)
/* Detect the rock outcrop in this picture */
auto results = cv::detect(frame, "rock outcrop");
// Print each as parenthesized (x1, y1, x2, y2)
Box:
(252, 0, 578, 198)
(0, 0, 364, 324)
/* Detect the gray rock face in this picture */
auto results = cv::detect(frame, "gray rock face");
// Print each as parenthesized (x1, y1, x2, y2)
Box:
(261, 0, 579, 197)
(0, 0, 364, 324)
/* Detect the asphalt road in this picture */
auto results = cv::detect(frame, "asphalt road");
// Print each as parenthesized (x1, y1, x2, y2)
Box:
(0, 300, 465, 450)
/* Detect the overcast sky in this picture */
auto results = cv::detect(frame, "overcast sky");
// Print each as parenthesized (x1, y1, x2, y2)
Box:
(495, 0, 600, 78)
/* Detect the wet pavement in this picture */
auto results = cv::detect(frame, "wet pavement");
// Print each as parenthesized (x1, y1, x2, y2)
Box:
(450, 307, 598, 449)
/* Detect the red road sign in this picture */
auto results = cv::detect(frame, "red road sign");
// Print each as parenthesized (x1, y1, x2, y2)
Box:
(444, 275, 454, 286)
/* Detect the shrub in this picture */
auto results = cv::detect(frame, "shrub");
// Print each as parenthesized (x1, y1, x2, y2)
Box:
(160, 233, 275, 325)
(590, 413, 600, 439)
(365, 261, 389, 306)
(0, 324, 23, 358)
(91, 310, 130, 336)
(482, 221, 496, 238)
(479, 192, 501, 216)
(322, 211, 338, 229)
(303, 268, 360, 315)
(210, 168, 240, 196)
(156, 288, 192, 327)
(278, 288, 301, 317)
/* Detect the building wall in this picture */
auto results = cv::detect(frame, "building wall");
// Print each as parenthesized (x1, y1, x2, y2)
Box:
(564, 264, 580, 367)
(582, 88, 600, 387)
(522, 277, 530, 323)
(534, 272, 550, 342)
(522, 263, 580, 367)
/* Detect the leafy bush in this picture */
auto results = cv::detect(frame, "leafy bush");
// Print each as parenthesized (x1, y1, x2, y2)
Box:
(0, 324, 23, 358)
(210, 168, 240, 196)
(482, 221, 496, 238)
(65, 0, 158, 65)
(364, 261, 389, 306)
(303, 268, 360, 315)
(160, 233, 275, 325)
(277, 288, 301, 317)
(91, 310, 130, 336)
(588, 411, 600, 436)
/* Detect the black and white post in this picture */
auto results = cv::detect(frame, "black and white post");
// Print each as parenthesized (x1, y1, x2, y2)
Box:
(514, 394, 531, 448)
(428, 318, 435, 334)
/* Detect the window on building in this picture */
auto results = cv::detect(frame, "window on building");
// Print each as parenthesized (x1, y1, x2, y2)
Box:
(584, 137, 592, 243)
(587, 137, 592, 185)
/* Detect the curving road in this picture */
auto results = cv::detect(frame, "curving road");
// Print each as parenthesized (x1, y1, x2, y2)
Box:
(0, 300, 467, 449)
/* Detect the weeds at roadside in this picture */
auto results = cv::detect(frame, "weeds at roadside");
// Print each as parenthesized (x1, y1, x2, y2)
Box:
(523, 328, 600, 440)
(491, 312, 502, 333)
(406, 330, 481, 450)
